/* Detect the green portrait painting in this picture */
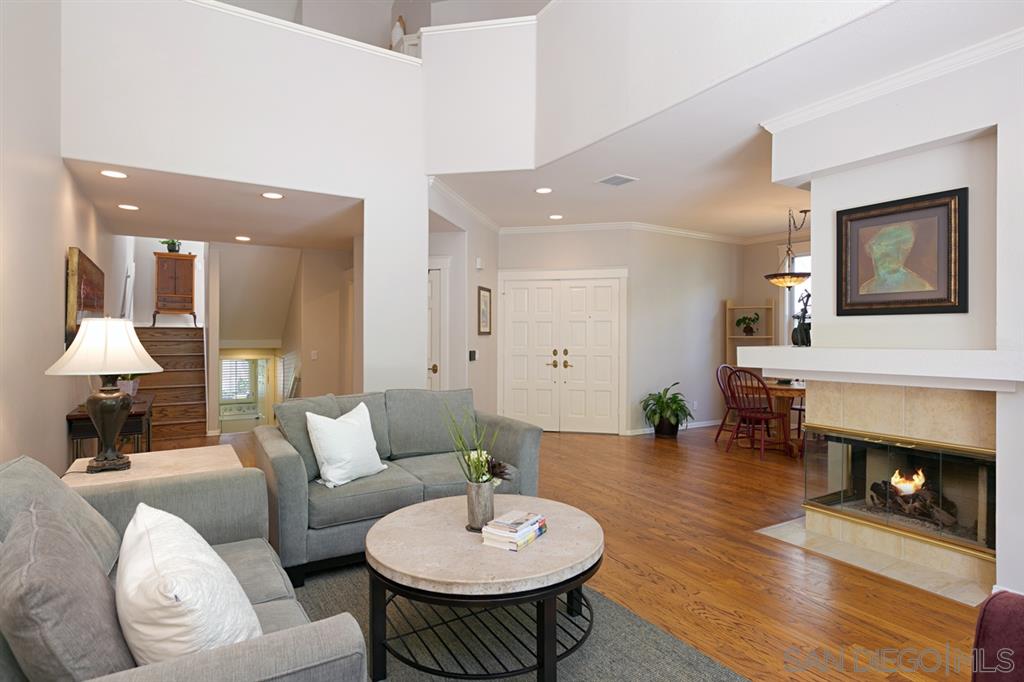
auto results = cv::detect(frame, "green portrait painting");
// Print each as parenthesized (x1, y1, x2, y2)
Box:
(857, 220, 938, 295)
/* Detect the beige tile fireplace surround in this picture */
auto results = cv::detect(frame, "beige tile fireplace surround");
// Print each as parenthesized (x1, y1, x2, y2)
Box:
(761, 380, 996, 606)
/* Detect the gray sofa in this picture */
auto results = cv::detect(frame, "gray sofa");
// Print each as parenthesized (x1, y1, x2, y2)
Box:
(0, 456, 366, 682)
(252, 388, 542, 584)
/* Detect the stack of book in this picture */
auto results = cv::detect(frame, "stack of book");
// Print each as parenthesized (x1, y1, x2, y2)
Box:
(482, 511, 548, 552)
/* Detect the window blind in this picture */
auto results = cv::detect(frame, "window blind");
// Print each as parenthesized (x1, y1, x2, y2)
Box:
(221, 359, 255, 402)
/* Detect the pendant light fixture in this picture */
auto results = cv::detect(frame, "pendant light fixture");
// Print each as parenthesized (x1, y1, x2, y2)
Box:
(764, 208, 811, 288)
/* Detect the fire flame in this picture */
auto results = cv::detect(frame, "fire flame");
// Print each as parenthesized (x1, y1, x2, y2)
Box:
(891, 468, 925, 496)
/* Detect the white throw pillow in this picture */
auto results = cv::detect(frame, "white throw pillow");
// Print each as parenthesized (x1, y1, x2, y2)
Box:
(115, 504, 262, 665)
(306, 402, 387, 487)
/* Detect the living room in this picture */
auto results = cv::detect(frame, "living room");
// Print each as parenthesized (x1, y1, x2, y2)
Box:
(2, 1, 1023, 680)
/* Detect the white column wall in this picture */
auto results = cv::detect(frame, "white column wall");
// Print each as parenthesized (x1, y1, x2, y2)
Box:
(766, 48, 1024, 591)
(60, 1, 427, 391)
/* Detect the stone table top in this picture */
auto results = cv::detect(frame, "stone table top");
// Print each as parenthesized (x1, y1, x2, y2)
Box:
(63, 445, 241, 489)
(365, 495, 604, 596)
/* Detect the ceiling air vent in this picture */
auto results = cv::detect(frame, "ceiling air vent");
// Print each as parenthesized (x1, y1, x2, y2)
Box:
(596, 174, 638, 187)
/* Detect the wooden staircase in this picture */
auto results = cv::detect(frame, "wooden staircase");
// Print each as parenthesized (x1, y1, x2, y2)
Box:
(135, 327, 208, 442)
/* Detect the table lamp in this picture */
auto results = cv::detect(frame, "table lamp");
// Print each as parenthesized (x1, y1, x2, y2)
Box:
(46, 318, 163, 473)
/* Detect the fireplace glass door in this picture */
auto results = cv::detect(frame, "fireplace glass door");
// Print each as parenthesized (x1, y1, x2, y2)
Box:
(804, 427, 995, 551)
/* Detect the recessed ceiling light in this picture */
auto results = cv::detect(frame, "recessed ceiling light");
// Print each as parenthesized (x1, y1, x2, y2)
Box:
(535, 187, 552, 194)
(100, 170, 128, 179)
(117, 204, 139, 211)
(235, 235, 251, 242)
(261, 192, 284, 200)
(549, 214, 563, 220)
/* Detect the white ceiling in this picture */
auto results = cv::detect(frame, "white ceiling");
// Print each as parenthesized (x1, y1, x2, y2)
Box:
(65, 159, 363, 250)
(440, 1, 1024, 239)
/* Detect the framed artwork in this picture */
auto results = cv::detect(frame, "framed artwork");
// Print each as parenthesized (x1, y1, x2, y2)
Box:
(836, 187, 967, 316)
(65, 247, 105, 347)
(477, 286, 492, 335)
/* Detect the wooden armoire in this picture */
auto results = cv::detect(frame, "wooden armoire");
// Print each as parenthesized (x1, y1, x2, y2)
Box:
(152, 252, 197, 326)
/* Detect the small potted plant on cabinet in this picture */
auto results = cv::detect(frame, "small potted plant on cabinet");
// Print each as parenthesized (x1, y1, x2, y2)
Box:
(735, 312, 760, 337)
(640, 382, 694, 438)
(159, 239, 182, 253)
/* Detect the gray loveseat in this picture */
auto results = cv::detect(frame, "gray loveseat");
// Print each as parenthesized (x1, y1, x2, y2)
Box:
(251, 388, 542, 584)
(0, 456, 366, 682)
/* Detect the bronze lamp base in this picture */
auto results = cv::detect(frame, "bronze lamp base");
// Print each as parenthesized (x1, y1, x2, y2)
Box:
(85, 374, 133, 474)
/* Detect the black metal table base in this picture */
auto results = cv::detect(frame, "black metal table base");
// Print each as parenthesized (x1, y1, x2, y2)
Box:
(370, 558, 600, 681)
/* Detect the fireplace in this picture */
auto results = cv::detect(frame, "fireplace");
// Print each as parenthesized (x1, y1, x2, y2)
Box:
(804, 425, 995, 553)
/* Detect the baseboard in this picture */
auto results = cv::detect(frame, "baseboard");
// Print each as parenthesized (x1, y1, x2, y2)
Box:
(206, 429, 222, 437)
(993, 584, 1024, 595)
(623, 419, 720, 436)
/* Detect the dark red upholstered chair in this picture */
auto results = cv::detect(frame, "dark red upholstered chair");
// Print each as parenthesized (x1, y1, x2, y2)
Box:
(725, 369, 787, 460)
(714, 364, 737, 443)
(973, 590, 1024, 680)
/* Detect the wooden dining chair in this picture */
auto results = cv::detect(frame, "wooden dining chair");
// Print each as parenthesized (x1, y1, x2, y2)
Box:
(725, 369, 788, 460)
(791, 396, 806, 438)
(714, 364, 737, 443)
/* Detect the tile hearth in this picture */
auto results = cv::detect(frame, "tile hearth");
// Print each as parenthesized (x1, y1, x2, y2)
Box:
(759, 516, 993, 607)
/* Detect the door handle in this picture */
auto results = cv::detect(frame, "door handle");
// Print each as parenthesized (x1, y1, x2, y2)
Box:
(549, 360, 559, 368)
(429, 364, 438, 374)
(563, 360, 573, 368)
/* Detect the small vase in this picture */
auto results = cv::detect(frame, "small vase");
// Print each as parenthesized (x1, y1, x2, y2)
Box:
(466, 481, 494, 532)
(117, 379, 140, 396)
(167, 243, 180, 253)
(743, 325, 755, 336)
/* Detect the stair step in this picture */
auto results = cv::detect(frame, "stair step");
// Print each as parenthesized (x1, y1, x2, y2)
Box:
(140, 369, 205, 387)
(150, 354, 205, 370)
(152, 403, 207, 422)
(148, 385, 206, 403)
(135, 327, 204, 341)
(141, 339, 204, 355)
(152, 420, 207, 440)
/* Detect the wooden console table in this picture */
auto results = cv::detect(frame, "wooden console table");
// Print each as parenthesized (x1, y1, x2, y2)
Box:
(66, 392, 154, 465)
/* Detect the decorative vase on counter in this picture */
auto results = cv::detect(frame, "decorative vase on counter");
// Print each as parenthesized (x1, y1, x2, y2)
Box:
(466, 481, 494, 532)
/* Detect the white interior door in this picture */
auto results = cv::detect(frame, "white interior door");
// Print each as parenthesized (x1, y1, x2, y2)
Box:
(558, 280, 619, 433)
(427, 268, 441, 389)
(504, 280, 561, 430)
(501, 277, 621, 433)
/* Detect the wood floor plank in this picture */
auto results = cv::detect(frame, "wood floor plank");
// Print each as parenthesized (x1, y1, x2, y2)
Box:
(161, 426, 978, 681)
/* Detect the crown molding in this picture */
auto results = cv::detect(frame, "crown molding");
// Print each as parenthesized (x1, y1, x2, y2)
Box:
(762, 25, 1024, 134)
(428, 178, 500, 233)
(420, 16, 537, 36)
(499, 221, 789, 246)
(187, 0, 421, 65)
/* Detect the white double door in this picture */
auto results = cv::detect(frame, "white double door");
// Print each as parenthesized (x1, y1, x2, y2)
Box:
(503, 278, 620, 433)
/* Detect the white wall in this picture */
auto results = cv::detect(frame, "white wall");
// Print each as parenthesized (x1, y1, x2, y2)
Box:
(221, 0, 301, 23)
(766, 47, 1024, 590)
(429, 182, 500, 411)
(61, 1, 427, 393)
(429, 224, 469, 390)
(299, 248, 352, 397)
(106, 234, 136, 318)
(217, 242, 301, 346)
(131, 238, 208, 328)
(810, 136, 996, 350)
(534, 1, 885, 165)
(301, 0, 394, 48)
(0, 0, 117, 473)
(422, 17, 536, 174)
(499, 227, 743, 430)
(430, 0, 549, 26)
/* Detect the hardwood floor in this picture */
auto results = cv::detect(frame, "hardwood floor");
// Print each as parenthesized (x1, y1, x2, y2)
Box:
(166, 427, 979, 681)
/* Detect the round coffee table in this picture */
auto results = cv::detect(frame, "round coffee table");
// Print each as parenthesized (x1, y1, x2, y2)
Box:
(365, 495, 604, 681)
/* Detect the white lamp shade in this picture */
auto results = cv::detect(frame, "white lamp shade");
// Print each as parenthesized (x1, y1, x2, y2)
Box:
(46, 317, 163, 376)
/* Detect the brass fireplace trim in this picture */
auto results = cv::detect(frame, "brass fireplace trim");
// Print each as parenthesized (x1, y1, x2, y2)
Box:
(803, 502, 996, 562)
(803, 423, 996, 461)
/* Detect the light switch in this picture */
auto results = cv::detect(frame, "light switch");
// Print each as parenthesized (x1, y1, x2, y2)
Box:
(311, 350, 319, 361)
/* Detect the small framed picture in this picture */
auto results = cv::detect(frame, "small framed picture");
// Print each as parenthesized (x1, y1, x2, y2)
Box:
(836, 187, 968, 316)
(478, 286, 492, 335)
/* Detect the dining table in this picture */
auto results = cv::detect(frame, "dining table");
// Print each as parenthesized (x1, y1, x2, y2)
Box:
(761, 379, 806, 457)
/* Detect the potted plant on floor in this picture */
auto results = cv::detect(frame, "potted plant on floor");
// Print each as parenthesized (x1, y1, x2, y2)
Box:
(446, 408, 510, 532)
(159, 239, 181, 253)
(641, 382, 694, 438)
(735, 312, 760, 337)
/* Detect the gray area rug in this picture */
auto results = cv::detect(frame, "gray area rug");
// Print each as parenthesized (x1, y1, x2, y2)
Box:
(296, 565, 745, 681)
